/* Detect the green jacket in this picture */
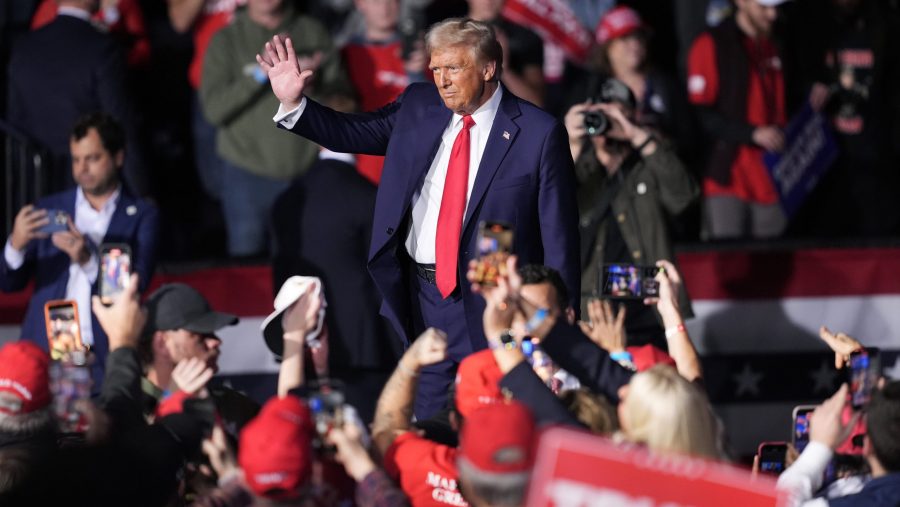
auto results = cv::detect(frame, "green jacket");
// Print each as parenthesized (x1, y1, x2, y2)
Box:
(576, 141, 699, 318)
(200, 5, 350, 180)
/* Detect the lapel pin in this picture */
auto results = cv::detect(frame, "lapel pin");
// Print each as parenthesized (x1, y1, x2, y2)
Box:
(126, 205, 137, 216)
(502, 131, 510, 140)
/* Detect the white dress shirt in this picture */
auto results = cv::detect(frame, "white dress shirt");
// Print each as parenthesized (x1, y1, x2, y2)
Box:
(57, 6, 92, 21)
(3, 187, 120, 346)
(274, 85, 504, 264)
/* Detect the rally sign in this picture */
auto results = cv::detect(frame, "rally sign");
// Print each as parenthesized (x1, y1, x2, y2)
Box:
(764, 105, 838, 218)
(502, 0, 592, 62)
(527, 427, 786, 507)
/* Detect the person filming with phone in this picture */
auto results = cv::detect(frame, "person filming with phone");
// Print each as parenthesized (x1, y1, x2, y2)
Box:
(564, 78, 698, 349)
(0, 112, 159, 390)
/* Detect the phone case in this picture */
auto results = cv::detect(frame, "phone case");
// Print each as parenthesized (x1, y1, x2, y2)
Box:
(43, 300, 84, 360)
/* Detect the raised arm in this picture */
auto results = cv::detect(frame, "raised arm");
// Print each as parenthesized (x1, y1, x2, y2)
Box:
(371, 328, 448, 456)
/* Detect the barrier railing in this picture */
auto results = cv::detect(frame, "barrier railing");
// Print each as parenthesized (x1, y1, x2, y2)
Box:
(0, 119, 51, 237)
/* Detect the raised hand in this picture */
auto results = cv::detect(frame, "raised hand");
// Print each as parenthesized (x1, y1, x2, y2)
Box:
(579, 299, 626, 353)
(256, 35, 315, 111)
(405, 328, 448, 370)
(819, 326, 863, 369)
(51, 217, 90, 265)
(92, 273, 145, 351)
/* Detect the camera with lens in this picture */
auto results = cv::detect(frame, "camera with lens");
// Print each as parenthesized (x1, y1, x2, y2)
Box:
(582, 78, 636, 137)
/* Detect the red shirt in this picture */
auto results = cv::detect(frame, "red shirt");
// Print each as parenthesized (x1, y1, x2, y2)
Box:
(687, 32, 786, 204)
(384, 432, 469, 507)
(188, 0, 246, 89)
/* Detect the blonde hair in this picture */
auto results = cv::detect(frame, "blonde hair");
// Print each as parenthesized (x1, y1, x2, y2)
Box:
(559, 388, 618, 435)
(619, 365, 721, 459)
(425, 17, 503, 81)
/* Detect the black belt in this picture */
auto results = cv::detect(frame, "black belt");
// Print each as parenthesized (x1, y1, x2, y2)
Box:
(415, 263, 437, 284)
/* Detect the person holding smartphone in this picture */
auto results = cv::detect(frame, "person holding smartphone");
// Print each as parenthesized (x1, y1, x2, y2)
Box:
(0, 113, 159, 391)
(563, 78, 698, 349)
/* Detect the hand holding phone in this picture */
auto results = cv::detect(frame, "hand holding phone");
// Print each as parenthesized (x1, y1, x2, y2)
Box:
(472, 221, 514, 287)
(757, 441, 788, 476)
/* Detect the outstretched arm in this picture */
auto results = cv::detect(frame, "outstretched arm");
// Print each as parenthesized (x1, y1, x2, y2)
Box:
(257, 35, 315, 112)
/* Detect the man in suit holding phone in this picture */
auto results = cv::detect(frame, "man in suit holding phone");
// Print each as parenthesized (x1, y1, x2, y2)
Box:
(257, 18, 580, 418)
(0, 113, 159, 389)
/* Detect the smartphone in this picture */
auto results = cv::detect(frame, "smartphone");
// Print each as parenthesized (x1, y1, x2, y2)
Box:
(49, 353, 91, 433)
(848, 348, 881, 409)
(792, 405, 816, 452)
(473, 221, 514, 287)
(99, 243, 132, 305)
(600, 264, 660, 299)
(399, 10, 425, 59)
(308, 381, 345, 452)
(757, 441, 788, 476)
(36, 209, 69, 234)
(44, 300, 84, 361)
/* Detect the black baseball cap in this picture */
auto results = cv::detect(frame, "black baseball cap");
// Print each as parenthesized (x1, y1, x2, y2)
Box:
(143, 283, 238, 335)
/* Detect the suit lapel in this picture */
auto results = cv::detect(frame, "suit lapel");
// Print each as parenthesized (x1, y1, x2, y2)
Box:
(103, 191, 135, 243)
(463, 89, 521, 232)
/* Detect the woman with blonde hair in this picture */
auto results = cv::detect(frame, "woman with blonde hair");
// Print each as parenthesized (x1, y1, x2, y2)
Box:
(618, 364, 722, 460)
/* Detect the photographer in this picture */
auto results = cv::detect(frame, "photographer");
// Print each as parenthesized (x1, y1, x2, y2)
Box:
(563, 79, 698, 347)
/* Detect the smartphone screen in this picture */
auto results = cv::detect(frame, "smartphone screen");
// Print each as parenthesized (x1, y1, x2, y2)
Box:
(792, 406, 815, 452)
(473, 221, 514, 286)
(100, 244, 132, 305)
(44, 301, 83, 361)
(758, 442, 788, 475)
(600, 264, 660, 299)
(848, 348, 880, 409)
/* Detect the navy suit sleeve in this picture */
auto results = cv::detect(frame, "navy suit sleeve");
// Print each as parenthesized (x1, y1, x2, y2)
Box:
(538, 122, 582, 315)
(133, 203, 160, 293)
(500, 362, 583, 428)
(283, 94, 402, 156)
(540, 320, 633, 403)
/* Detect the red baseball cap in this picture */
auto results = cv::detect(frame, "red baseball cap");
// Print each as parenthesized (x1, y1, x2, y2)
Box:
(0, 341, 51, 415)
(596, 6, 645, 45)
(627, 344, 677, 372)
(239, 396, 314, 500)
(458, 401, 536, 474)
(455, 349, 505, 418)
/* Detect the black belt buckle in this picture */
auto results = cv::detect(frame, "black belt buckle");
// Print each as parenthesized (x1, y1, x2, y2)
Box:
(416, 263, 437, 284)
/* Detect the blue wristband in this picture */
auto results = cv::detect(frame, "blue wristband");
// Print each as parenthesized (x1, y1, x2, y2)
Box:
(524, 308, 550, 334)
(610, 351, 633, 362)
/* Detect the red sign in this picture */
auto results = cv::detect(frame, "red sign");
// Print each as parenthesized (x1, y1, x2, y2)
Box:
(502, 0, 592, 62)
(527, 427, 787, 507)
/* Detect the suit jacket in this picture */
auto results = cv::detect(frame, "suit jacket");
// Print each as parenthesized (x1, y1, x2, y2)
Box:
(0, 187, 159, 386)
(6, 14, 147, 195)
(271, 157, 402, 371)
(285, 83, 581, 351)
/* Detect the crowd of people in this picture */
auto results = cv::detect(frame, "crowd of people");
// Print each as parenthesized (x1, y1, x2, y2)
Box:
(2, 0, 900, 505)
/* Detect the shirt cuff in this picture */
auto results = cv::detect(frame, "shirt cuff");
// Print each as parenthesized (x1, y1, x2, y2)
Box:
(273, 97, 307, 129)
(4, 239, 25, 270)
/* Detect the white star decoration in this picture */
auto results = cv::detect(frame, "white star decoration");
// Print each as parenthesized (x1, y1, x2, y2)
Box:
(733, 363, 763, 397)
(810, 360, 839, 395)
(884, 357, 900, 381)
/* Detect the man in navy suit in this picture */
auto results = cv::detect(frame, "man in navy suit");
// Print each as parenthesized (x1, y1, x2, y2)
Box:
(0, 113, 159, 388)
(257, 18, 580, 418)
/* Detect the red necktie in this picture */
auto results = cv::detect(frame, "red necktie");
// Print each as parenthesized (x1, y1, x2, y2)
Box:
(435, 115, 475, 298)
